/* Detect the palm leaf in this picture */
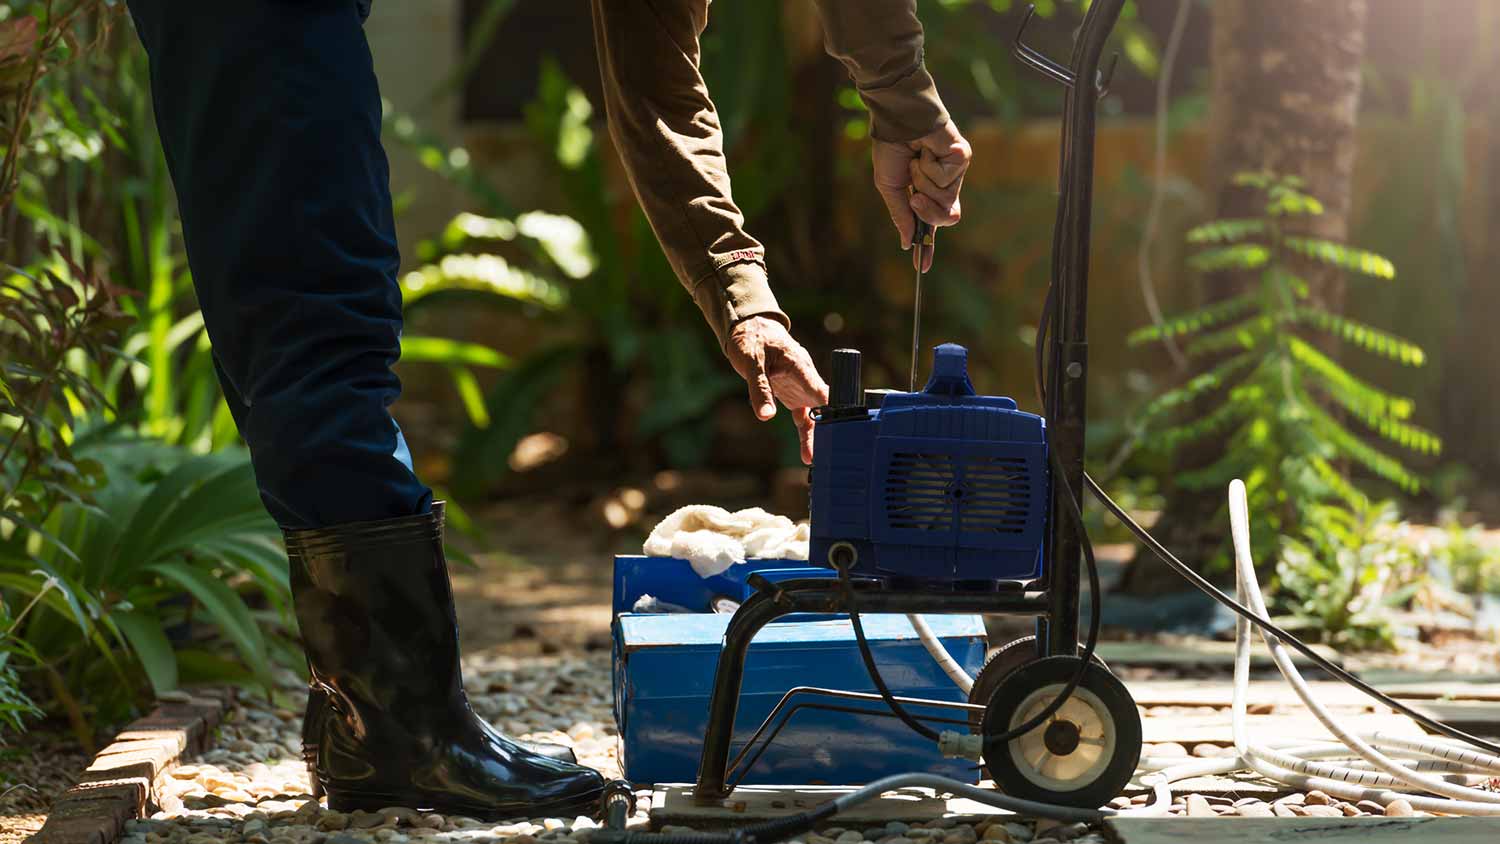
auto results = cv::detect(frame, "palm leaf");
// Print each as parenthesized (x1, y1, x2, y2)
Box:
(400, 253, 569, 311)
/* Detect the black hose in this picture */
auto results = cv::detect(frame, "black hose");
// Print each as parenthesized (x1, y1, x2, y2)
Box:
(840, 567, 942, 741)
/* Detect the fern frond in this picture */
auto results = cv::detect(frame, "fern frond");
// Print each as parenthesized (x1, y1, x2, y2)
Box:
(1306, 374, 1442, 455)
(1127, 292, 1260, 345)
(1303, 403, 1423, 493)
(1232, 171, 1274, 190)
(1186, 219, 1267, 244)
(1156, 384, 1263, 450)
(1293, 308, 1425, 365)
(1267, 184, 1325, 217)
(1284, 237, 1396, 279)
(1136, 353, 1256, 423)
(1285, 336, 1414, 421)
(1189, 244, 1270, 273)
(1309, 454, 1369, 510)
(1183, 315, 1274, 358)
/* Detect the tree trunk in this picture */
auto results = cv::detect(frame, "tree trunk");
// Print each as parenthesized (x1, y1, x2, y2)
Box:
(1118, 0, 1369, 593)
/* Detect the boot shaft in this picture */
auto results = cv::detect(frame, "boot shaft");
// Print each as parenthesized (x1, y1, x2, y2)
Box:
(284, 503, 467, 734)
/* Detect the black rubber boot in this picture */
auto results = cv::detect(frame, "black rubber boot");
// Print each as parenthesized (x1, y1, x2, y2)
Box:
(301, 687, 579, 798)
(285, 505, 604, 819)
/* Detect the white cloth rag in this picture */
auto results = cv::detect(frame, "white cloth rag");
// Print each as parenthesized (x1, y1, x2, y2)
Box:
(643, 505, 810, 577)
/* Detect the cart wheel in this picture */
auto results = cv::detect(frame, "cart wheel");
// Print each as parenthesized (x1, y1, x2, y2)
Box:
(967, 636, 1110, 730)
(980, 656, 1141, 809)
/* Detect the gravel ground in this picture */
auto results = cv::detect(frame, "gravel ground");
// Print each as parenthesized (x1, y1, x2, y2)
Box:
(124, 645, 1467, 844)
(130, 652, 1117, 844)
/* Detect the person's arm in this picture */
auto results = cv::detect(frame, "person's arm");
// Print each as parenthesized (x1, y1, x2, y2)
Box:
(813, 0, 972, 270)
(587, 0, 783, 350)
(588, 0, 826, 464)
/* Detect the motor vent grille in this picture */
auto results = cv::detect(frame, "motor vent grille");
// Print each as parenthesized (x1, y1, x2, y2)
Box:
(884, 452, 1033, 536)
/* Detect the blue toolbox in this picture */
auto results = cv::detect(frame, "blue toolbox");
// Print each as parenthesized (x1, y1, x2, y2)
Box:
(611, 555, 986, 786)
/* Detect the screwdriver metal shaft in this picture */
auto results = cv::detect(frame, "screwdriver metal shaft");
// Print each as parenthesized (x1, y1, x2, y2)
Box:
(909, 219, 934, 392)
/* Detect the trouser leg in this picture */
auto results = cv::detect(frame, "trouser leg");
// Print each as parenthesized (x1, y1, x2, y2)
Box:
(126, 0, 429, 529)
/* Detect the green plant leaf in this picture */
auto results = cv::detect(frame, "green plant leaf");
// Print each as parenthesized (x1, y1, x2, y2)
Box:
(1188, 244, 1269, 273)
(1128, 291, 1259, 345)
(1292, 308, 1426, 365)
(113, 609, 178, 694)
(451, 344, 579, 497)
(400, 253, 569, 311)
(1185, 218, 1266, 244)
(146, 561, 271, 683)
(400, 336, 511, 369)
(1284, 237, 1396, 279)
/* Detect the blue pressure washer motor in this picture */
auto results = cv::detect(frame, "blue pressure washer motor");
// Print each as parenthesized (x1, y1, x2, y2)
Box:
(810, 343, 1048, 585)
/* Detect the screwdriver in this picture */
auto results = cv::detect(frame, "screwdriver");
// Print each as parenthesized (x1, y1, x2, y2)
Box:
(908, 217, 934, 392)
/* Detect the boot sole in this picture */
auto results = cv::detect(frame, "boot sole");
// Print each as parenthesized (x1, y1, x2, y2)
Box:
(321, 783, 606, 821)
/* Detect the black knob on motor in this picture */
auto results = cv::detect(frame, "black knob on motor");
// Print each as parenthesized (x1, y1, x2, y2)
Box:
(829, 348, 863, 408)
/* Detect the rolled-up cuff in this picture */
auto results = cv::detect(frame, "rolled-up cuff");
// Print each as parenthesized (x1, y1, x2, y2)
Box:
(862, 60, 950, 143)
(691, 260, 790, 352)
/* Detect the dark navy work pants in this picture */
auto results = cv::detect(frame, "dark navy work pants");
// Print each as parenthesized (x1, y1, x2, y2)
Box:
(126, 0, 431, 529)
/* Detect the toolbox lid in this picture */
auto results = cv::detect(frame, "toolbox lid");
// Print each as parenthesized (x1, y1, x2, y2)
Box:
(616, 612, 984, 651)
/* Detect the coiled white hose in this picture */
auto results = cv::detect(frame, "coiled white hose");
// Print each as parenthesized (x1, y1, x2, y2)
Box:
(1118, 480, 1500, 816)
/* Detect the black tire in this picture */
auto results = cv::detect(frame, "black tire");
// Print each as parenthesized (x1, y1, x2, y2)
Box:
(980, 655, 1142, 809)
(967, 636, 1109, 730)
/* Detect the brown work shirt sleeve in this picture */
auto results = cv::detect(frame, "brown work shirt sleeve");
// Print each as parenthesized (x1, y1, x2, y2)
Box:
(588, 1, 949, 350)
(588, 0, 786, 351)
(812, 0, 950, 142)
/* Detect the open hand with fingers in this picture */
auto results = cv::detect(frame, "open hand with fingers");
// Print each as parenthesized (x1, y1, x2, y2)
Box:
(873, 119, 973, 271)
(726, 316, 829, 465)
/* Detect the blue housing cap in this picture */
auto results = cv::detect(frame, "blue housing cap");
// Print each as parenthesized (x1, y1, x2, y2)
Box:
(924, 343, 976, 396)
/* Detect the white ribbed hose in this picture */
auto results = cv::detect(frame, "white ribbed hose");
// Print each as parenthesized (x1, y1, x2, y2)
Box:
(908, 613, 974, 694)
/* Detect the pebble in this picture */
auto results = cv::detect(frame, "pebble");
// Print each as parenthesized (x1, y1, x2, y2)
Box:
(1304, 790, 1332, 806)
(1153, 742, 1188, 757)
(837, 831, 864, 843)
(886, 822, 911, 836)
(1302, 805, 1344, 818)
(1236, 802, 1274, 817)
(1272, 802, 1299, 818)
(1185, 795, 1214, 817)
(1386, 799, 1415, 817)
(318, 812, 351, 831)
(1357, 800, 1386, 815)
